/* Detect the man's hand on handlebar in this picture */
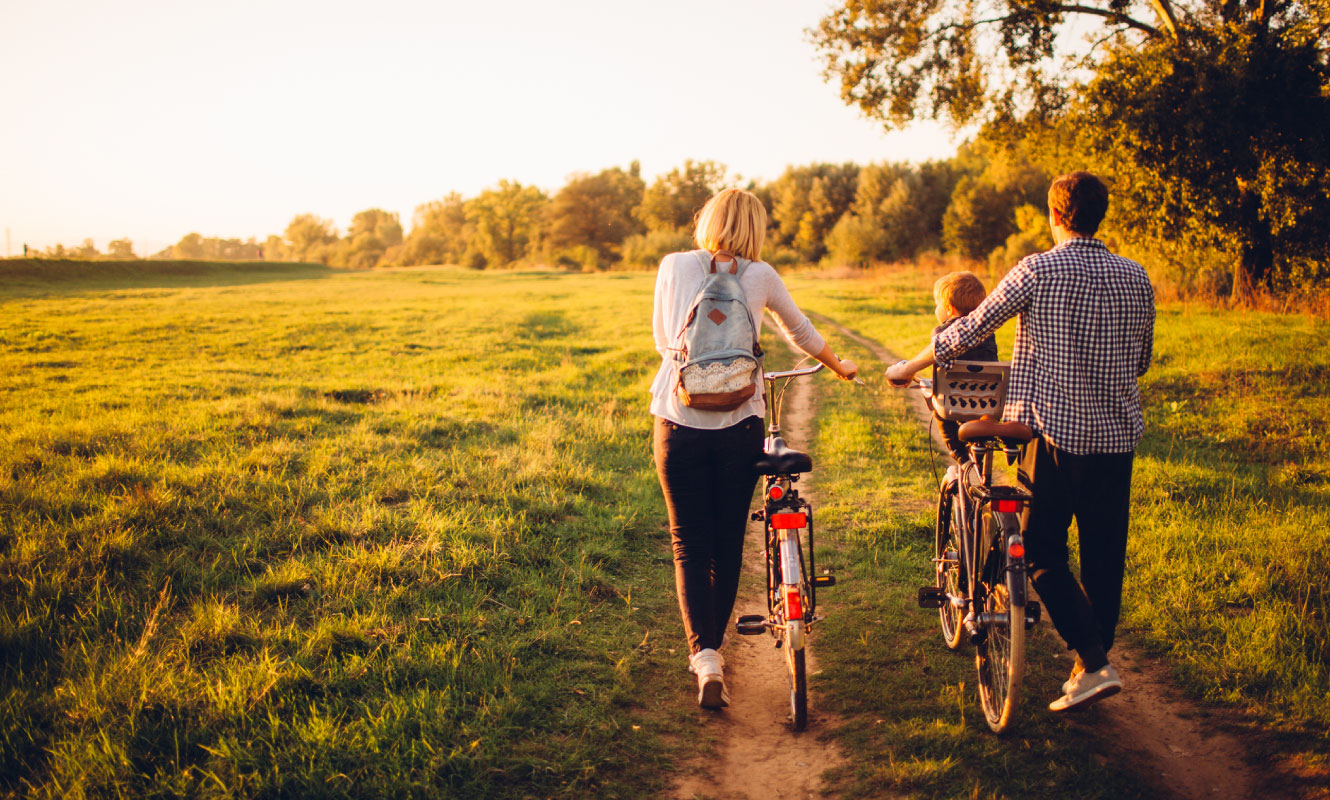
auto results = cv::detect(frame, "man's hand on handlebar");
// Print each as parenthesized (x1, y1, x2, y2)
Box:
(885, 360, 915, 387)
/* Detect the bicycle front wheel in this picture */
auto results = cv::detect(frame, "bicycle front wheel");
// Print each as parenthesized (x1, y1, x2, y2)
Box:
(975, 511, 1025, 734)
(934, 484, 965, 650)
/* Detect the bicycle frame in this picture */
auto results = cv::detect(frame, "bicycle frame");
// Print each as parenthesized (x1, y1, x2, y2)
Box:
(736, 362, 833, 731)
(908, 371, 1038, 733)
(760, 364, 823, 624)
(955, 442, 1032, 637)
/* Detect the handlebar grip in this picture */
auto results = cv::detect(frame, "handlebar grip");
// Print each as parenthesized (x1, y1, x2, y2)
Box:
(763, 363, 825, 381)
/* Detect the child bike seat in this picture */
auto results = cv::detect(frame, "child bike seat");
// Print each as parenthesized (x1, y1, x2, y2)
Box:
(753, 436, 813, 475)
(958, 419, 1035, 444)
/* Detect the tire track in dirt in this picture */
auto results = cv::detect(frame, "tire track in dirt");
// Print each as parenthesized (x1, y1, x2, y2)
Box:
(673, 346, 848, 800)
(810, 310, 1260, 800)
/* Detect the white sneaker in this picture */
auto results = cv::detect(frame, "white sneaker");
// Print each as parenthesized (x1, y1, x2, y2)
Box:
(1050, 664, 1122, 712)
(686, 636, 729, 673)
(1061, 662, 1086, 695)
(689, 648, 729, 708)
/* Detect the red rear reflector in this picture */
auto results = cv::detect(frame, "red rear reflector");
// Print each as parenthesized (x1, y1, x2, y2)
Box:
(767, 485, 785, 501)
(770, 513, 806, 529)
(1009, 541, 1026, 558)
(994, 499, 1023, 513)
(785, 586, 803, 619)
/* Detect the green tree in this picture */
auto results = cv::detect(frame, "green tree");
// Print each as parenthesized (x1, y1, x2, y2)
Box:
(635, 160, 728, 232)
(1080, 34, 1330, 299)
(824, 212, 887, 267)
(173, 233, 206, 259)
(107, 238, 136, 259)
(333, 208, 403, 269)
(547, 164, 645, 263)
(768, 163, 859, 261)
(261, 235, 285, 261)
(987, 204, 1053, 273)
(401, 193, 470, 266)
(814, 0, 1330, 301)
(941, 140, 1050, 260)
(284, 215, 338, 264)
(465, 180, 547, 267)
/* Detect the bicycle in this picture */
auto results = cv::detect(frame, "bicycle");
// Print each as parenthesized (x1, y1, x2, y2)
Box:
(735, 362, 839, 731)
(897, 360, 1041, 733)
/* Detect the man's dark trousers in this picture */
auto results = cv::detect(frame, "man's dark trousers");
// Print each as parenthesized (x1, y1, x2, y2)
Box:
(1019, 437, 1134, 673)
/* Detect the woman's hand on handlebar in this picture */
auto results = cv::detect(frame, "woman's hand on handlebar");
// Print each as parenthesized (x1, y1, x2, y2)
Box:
(835, 357, 859, 381)
(885, 360, 916, 387)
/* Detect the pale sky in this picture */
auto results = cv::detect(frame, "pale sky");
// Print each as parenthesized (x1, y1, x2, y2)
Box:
(1, 0, 960, 256)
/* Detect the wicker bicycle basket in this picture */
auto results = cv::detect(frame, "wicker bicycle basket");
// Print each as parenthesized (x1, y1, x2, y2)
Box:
(928, 360, 1012, 422)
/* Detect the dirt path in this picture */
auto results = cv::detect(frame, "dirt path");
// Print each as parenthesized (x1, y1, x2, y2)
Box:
(812, 312, 1262, 800)
(673, 351, 848, 800)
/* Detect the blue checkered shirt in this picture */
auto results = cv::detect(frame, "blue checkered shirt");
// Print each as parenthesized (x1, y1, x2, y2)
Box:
(933, 237, 1156, 455)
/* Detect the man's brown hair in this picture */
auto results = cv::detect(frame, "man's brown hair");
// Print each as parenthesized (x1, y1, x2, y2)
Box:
(934, 271, 987, 315)
(1048, 171, 1109, 235)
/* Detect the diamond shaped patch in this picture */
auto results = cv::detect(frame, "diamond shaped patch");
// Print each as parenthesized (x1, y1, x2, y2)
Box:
(707, 308, 727, 325)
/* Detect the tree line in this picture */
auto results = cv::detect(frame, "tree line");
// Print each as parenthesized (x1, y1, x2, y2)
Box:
(41, 151, 1066, 280)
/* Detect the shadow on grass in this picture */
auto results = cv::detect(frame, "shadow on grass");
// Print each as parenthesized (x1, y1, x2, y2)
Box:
(0, 259, 339, 296)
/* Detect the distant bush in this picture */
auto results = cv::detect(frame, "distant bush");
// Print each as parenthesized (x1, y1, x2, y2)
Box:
(620, 229, 695, 269)
(762, 245, 803, 269)
(986, 205, 1052, 274)
(824, 213, 887, 268)
(551, 244, 601, 272)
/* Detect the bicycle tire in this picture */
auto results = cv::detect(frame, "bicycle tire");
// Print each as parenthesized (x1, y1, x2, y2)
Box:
(787, 634, 807, 730)
(934, 484, 965, 650)
(976, 510, 1025, 734)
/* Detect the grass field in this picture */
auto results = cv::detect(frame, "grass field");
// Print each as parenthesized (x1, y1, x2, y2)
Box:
(4, 259, 1329, 797)
(0, 263, 699, 798)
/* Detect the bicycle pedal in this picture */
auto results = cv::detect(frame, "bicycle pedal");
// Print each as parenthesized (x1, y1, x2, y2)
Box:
(814, 575, 836, 588)
(917, 586, 945, 609)
(1025, 601, 1042, 628)
(735, 615, 767, 635)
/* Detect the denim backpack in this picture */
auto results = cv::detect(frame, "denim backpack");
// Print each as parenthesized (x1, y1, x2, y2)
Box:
(672, 250, 764, 411)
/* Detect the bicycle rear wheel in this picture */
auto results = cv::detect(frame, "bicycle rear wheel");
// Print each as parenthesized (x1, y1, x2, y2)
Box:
(934, 484, 965, 650)
(975, 511, 1025, 734)
(786, 622, 807, 730)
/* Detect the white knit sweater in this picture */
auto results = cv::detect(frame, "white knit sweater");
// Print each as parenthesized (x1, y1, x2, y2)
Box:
(650, 250, 827, 429)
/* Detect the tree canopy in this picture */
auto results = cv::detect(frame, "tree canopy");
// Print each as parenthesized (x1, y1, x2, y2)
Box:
(814, 0, 1330, 299)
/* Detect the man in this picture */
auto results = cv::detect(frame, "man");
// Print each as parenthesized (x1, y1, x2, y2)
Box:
(887, 171, 1156, 712)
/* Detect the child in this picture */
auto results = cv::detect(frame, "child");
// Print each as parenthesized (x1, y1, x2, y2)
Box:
(931, 271, 998, 463)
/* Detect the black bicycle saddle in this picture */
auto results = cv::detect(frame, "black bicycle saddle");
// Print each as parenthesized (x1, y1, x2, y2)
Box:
(754, 436, 813, 475)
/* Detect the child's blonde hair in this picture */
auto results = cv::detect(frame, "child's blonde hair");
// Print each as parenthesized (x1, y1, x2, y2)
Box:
(934, 271, 988, 315)
(694, 189, 767, 261)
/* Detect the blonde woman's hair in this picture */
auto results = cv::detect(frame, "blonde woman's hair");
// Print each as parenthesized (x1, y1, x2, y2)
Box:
(694, 189, 767, 261)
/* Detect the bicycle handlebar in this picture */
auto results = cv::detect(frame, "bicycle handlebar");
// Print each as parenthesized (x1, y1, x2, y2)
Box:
(763, 363, 825, 381)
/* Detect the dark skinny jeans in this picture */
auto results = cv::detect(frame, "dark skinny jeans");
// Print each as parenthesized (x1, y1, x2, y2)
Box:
(1019, 437, 1135, 673)
(653, 415, 763, 656)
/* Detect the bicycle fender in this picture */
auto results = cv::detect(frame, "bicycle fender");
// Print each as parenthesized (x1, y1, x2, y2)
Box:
(1000, 511, 1027, 607)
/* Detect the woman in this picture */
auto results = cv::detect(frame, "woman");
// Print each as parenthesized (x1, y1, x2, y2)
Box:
(650, 189, 858, 708)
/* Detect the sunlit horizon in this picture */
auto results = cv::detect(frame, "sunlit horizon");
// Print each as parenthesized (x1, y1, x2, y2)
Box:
(2, 0, 961, 256)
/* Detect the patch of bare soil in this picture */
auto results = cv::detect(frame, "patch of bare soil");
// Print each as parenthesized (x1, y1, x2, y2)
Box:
(673, 354, 848, 800)
(811, 312, 1267, 800)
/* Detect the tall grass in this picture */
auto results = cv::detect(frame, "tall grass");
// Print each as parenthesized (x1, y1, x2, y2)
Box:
(0, 266, 693, 798)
